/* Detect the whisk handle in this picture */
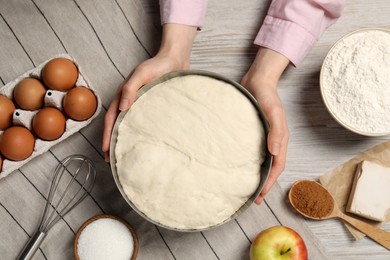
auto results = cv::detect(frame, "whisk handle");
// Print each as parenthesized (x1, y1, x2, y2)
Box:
(17, 231, 47, 260)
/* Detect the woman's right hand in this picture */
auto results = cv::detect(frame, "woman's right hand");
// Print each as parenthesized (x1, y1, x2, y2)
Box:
(241, 48, 290, 204)
(102, 24, 197, 161)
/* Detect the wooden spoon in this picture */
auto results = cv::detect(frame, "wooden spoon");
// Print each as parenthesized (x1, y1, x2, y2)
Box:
(288, 180, 390, 250)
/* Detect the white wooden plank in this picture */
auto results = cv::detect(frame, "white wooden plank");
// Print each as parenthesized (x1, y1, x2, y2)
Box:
(0, 204, 32, 259)
(116, 0, 161, 56)
(0, 0, 64, 65)
(158, 229, 218, 260)
(33, 0, 124, 107)
(0, 14, 33, 83)
(0, 171, 46, 233)
(79, 109, 106, 157)
(202, 220, 251, 260)
(127, 210, 175, 260)
(236, 201, 281, 241)
(0, 171, 75, 258)
(73, 0, 150, 76)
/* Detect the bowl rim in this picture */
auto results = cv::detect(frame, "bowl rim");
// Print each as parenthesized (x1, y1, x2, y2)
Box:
(319, 27, 390, 137)
(109, 69, 273, 232)
(73, 214, 139, 260)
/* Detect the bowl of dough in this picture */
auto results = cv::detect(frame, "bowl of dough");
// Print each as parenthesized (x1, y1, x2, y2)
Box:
(110, 70, 272, 231)
(320, 28, 390, 136)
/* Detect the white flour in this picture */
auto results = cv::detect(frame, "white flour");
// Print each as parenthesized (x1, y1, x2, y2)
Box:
(322, 30, 390, 134)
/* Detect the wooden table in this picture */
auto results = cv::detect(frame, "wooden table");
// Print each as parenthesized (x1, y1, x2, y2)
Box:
(0, 0, 389, 259)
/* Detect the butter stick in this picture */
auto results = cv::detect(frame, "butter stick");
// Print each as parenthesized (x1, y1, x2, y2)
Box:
(346, 160, 390, 221)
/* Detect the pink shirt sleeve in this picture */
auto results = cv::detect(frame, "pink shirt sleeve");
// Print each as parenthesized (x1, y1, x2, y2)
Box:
(159, 0, 208, 29)
(255, 0, 345, 66)
(160, 0, 345, 66)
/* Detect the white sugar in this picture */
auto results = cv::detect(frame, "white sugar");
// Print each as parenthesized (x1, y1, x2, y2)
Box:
(77, 218, 134, 260)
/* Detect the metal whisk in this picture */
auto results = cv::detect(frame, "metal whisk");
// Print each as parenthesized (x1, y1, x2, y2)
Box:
(17, 155, 96, 260)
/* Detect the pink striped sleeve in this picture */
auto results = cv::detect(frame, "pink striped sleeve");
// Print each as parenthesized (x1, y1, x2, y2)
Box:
(159, 0, 208, 29)
(254, 0, 346, 66)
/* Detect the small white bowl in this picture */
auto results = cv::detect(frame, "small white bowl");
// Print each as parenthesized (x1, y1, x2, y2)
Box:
(74, 214, 138, 260)
(320, 28, 390, 136)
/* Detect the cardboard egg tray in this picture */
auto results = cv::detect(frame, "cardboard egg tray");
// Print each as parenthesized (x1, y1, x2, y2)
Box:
(0, 53, 102, 179)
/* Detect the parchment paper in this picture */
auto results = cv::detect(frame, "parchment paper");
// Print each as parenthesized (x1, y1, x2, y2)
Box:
(319, 140, 390, 240)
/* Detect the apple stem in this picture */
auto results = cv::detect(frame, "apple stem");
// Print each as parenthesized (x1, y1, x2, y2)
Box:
(281, 248, 291, 255)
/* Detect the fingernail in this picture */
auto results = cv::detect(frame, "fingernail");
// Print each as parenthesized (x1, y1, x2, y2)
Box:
(119, 98, 129, 111)
(255, 196, 264, 205)
(270, 143, 280, 155)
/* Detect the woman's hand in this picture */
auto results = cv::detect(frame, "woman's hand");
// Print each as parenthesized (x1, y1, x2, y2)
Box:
(102, 24, 197, 161)
(241, 47, 290, 204)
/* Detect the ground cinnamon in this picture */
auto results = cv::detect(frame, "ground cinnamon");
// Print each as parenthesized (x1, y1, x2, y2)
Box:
(290, 180, 334, 218)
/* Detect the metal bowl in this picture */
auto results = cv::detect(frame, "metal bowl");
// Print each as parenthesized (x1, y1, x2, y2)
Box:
(320, 28, 390, 136)
(110, 70, 272, 231)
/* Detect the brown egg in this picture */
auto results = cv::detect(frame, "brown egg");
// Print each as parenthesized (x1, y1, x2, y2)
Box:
(0, 95, 16, 130)
(13, 78, 46, 110)
(42, 58, 78, 91)
(0, 126, 35, 161)
(33, 107, 66, 141)
(63, 86, 97, 121)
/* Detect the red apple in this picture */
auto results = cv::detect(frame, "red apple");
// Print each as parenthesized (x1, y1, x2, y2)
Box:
(250, 225, 308, 260)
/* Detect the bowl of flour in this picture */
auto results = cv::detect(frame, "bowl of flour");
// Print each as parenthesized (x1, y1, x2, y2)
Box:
(320, 28, 390, 136)
(110, 70, 272, 231)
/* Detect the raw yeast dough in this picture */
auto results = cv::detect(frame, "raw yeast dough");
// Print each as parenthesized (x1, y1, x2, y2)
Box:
(115, 74, 265, 229)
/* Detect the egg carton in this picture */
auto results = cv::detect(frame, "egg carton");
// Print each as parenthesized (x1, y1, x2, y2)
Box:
(0, 53, 102, 179)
